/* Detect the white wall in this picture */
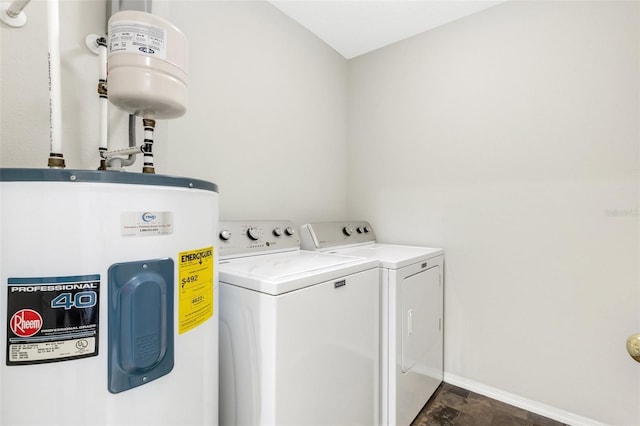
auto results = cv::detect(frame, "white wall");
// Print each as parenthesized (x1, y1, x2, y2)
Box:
(348, 1, 640, 425)
(163, 1, 349, 224)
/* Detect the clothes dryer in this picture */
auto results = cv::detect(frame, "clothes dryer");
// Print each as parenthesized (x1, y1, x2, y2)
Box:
(218, 220, 380, 426)
(300, 221, 444, 426)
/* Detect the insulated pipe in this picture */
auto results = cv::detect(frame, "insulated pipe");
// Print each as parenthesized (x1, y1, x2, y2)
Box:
(142, 117, 155, 174)
(120, 114, 138, 167)
(96, 36, 108, 170)
(47, 0, 64, 168)
(102, 116, 139, 169)
(104, 116, 139, 169)
(102, 145, 145, 158)
(96, 36, 136, 170)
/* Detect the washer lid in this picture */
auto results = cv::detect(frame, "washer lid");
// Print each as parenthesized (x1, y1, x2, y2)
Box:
(218, 250, 378, 295)
(332, 243, 443, 269)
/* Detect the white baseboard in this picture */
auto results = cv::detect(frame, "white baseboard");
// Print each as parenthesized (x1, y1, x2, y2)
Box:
(443, 372, 607, 426)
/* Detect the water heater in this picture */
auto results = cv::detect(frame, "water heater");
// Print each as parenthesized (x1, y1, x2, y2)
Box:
(0, 168, 219, 425)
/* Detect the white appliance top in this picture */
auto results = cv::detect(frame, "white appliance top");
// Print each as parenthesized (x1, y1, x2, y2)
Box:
(219, 250, 377, 295)
(325, 243, 443, 270)
(218, 220, 377, 295)
(300, 221, 443, 269)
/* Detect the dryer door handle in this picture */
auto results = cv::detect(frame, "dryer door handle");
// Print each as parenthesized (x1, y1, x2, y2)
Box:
(407, 309, 413, 336)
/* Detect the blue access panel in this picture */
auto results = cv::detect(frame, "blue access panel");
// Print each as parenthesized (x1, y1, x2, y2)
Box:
(108, 258, 174, 393)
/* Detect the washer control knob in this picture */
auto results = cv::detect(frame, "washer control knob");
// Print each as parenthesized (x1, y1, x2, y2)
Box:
(343, 226, 353, 236)
(273, 227, 283, 237)
(364, 225, 371, 233)
(285, 227, 296, 236)
(357, 226, 365, 233)
(219, 230, 231, 241)
(247, 227, 260, 241)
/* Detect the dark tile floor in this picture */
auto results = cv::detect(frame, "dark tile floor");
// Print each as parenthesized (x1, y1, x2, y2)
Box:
(411, 383, 568, 426)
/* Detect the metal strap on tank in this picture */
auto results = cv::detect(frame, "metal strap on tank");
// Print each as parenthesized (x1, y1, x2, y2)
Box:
(0, 168, 218, 192)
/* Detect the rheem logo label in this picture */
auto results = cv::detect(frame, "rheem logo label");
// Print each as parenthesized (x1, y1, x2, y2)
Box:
(10, 309, 43, 337)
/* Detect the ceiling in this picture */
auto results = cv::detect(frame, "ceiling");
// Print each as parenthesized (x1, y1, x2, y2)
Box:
(268, 0, 505, 59)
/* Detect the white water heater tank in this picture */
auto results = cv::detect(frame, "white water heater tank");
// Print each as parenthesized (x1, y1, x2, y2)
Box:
(107, 10, 188, 119)
(0, 168, 218, 425)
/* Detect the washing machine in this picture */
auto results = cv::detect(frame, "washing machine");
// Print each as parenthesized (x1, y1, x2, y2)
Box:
(217, 220, 380, 426)
(300, 221, 444, 426)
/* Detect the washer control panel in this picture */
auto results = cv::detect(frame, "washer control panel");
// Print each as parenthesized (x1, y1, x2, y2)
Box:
(300, 221, 376, 250)
(218, 220, 300, 258)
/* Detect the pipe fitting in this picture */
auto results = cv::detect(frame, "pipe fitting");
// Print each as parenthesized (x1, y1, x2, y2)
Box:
(97, 81, 107, 97)
(47, 156, 65, 169)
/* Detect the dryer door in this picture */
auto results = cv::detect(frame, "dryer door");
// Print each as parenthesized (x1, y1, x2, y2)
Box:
(401, 266, 441, 374)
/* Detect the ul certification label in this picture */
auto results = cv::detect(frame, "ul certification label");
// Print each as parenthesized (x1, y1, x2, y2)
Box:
(109, 20, 167, 59)
(178, 247, 214, 334)
(6, 275, 100, 366)
(121, 211, 173, 237)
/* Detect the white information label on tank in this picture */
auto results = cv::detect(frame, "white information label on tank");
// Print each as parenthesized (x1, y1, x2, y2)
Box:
(121, 211, 173, 236)
(109, 20, 167, 60)
(9, 337, 96, 363)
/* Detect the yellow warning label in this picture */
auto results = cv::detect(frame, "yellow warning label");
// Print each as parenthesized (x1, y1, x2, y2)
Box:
(178, 246, 214, 334)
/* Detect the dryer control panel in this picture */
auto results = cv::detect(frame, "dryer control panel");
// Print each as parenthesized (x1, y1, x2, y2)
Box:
(218, 220, 300, 259)
(300, 221, 376, 250)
